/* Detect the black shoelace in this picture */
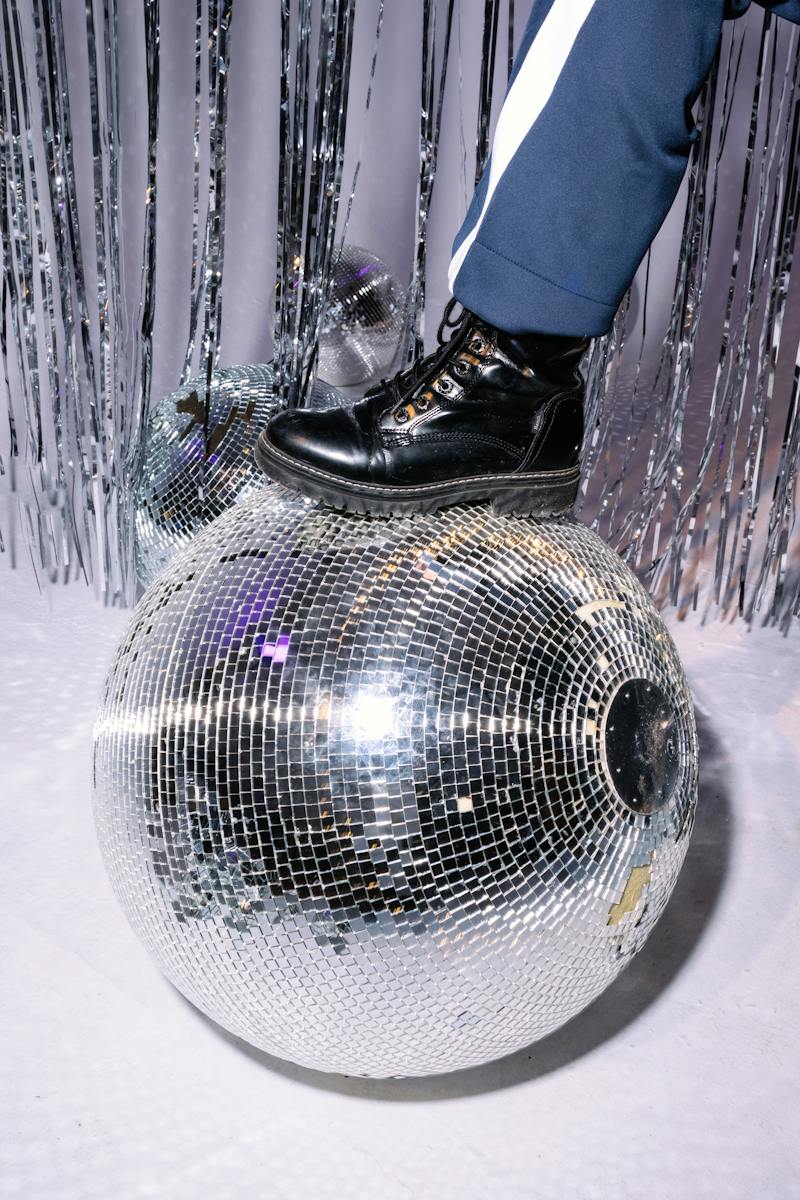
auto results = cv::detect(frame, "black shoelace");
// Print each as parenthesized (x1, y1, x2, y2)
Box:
(381, 298, 472, 406)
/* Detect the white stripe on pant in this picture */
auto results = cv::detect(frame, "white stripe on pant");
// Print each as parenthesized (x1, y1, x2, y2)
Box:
(447, 0, 598, 293)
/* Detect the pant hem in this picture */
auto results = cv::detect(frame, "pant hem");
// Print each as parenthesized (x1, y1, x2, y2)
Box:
(451, 239, 617, 337)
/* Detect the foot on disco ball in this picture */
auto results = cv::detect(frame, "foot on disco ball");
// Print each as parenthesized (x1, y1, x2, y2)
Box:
(256, 300, 589, 517)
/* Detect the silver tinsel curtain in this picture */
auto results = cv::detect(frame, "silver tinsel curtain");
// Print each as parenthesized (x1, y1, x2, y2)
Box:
(1, 0, 798, 628)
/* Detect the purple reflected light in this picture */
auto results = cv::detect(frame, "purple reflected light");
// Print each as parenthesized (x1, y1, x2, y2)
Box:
(260, 633, 291, 664)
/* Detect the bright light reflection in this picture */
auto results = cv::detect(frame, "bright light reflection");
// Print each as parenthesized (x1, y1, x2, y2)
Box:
(348, 692, 397, 741)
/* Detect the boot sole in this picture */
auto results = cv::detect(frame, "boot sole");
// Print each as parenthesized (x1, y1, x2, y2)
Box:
(255, 432, 580, 518)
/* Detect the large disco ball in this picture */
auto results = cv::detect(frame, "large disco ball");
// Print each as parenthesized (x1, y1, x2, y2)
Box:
(135, 363, 340, 586)
(94, 488, 698, 1078)
(317, 245, 406, 387)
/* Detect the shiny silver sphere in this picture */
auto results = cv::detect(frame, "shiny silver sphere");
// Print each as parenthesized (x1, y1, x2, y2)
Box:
(317, 245, 406, 387)
(134, 364, 341, 586)
(94, 487, 698, 1078)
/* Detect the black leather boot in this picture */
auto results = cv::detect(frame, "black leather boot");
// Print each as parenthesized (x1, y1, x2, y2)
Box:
(256, 301, 589, 517)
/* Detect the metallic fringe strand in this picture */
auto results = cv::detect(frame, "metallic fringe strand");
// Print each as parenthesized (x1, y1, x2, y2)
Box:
(273, 0, 357, 410)
(579, 11, 800, 631)
(0, 2, 798, 629)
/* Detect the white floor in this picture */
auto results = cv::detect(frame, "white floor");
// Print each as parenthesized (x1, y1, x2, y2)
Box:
(1, 563, 798, 1200)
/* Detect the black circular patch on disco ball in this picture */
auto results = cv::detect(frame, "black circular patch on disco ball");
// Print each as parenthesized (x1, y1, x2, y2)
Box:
(604, 679, 679, 814)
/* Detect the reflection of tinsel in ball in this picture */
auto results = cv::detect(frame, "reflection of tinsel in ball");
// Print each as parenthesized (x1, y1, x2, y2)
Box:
(96, 487, 698, 1078)
(134, 364, 341, 586)
(317, 245, 406, 387)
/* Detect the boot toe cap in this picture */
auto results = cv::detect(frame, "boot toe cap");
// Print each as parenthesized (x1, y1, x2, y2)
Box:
(263, 404, 370, 480)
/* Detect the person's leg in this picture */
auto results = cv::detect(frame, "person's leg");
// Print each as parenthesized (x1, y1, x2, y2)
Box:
(257, 0, 746, 515)
(450, 0, 800, 336)
(451, 0, 732, 336)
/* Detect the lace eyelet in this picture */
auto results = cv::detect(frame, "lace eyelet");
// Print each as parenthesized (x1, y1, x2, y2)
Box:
(393, 407, 409, 424)
(433, 376, 455, 396)
(452, 360, 470, 378)
(416, 395, 431, 411)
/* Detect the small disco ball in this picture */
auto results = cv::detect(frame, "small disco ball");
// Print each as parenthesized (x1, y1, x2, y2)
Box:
(317, 245, 406, 387)
(94, 488, 698, 1078)
(134, 363, 341, 586)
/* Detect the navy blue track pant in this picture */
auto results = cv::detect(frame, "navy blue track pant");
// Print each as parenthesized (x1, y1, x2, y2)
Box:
(450, 0, 800, 336)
